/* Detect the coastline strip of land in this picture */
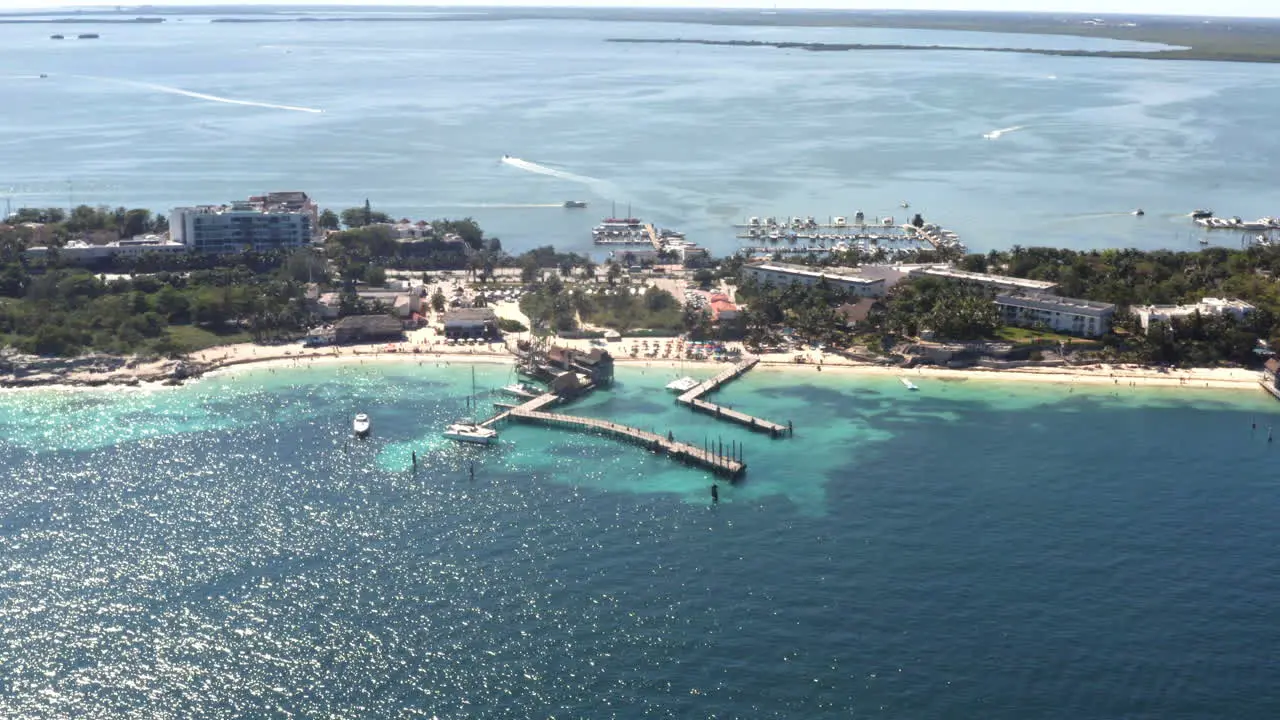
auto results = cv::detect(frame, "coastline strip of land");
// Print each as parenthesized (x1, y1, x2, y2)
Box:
(605, 37, 1276, 64)
(1, 339, 1263, 394)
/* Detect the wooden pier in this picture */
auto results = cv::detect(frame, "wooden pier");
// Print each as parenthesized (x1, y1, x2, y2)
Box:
(475, 364, 780, 477)
(677, 358, 792, 437)
(479, 391, 560, 428)
(509, 408, 746, 478)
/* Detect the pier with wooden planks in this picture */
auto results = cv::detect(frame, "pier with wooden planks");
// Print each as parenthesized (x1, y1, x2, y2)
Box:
(676, 357, 793, 437)
(472, 347, 791, 477)
(509, 407, 746, 478)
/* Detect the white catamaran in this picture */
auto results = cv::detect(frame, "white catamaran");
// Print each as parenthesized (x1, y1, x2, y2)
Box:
(443, 367, 498, 445)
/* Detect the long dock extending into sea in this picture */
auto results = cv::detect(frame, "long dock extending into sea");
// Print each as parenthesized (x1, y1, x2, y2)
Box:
(509, 407, 746, 478)
(677, 357, 792, 437)
(479, 389, 747, 477)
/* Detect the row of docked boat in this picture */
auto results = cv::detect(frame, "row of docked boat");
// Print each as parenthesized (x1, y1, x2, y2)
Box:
(740, 229, 914, 243)
(1193, 213, 1280, 231)
(743, 212, 901, 229)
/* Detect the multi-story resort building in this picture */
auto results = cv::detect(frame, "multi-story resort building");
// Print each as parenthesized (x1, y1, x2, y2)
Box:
(170, 191, 317, 254)
(22, 235, 186, 264)
(995, 292, 1117, 338)
(1132, 297, 1256, 333)
(907, 265, 1059, 293)
(743, 261, 888, 297)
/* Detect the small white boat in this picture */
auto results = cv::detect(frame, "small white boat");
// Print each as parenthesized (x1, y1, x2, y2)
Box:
(665, 376, 700, 393)
(501, 382, 542, 398)
(353, 413, 371, 437)
(900, 377, 919, 391)
(443, 421, 497, 445)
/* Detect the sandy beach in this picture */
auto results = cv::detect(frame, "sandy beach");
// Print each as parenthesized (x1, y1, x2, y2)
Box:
(1, 331, 1268, 395)
(191, 337, 1265, 394)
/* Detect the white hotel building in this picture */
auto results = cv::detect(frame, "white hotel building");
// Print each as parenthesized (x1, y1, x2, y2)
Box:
(995, 292, 1117, 338)
(1132, 297, 1256, 333)
(742, 261, 888, 297)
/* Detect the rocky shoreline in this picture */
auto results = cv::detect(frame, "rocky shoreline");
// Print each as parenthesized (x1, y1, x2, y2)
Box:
(0, 350, 209, 389)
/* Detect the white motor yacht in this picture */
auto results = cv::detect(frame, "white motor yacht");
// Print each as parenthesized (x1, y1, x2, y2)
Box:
(353, 413, 371, 437)
(665, 376, 700, 394)
(443, 420, 497, 445)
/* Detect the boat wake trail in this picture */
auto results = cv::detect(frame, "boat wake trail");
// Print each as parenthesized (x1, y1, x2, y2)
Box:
(73, 75, 324, 114)
(423, 203, 565, 209)
(983, 125, 1026, 140)
(501, 156, 616, 197)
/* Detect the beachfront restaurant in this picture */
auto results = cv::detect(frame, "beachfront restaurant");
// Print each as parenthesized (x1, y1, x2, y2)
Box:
(443, 308, 499, 340)
(333, 315, 404, 344)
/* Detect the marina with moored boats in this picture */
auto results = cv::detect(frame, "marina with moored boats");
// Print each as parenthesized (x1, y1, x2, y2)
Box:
(733, 212, 965, 255)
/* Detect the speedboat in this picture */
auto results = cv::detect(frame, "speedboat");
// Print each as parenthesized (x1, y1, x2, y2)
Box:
(353, 413, 371, 437)
(1133, 208, 1145, 216)
(900, 377, 919, 391)
(1190, 209, 1213, 219)
(443, 420, 497, 445)
(563, 200, 587, 209)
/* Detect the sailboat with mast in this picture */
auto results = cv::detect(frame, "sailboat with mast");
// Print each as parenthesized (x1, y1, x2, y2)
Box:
(443, 366, 498, 445)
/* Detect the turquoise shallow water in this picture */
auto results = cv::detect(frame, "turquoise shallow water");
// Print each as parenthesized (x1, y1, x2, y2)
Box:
(2, 363, 1279, 717)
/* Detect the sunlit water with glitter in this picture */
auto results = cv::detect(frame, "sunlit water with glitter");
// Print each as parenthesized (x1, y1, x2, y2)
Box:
(2, 363, 1279, 717)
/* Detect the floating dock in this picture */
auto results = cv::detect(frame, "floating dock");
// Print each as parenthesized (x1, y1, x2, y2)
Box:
(677, 358, 792, 437)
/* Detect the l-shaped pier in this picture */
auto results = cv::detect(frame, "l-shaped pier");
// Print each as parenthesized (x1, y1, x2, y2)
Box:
(677, 358, 792, 437)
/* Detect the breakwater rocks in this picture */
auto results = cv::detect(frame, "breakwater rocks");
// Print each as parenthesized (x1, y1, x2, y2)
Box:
(0, 350, 209, 389)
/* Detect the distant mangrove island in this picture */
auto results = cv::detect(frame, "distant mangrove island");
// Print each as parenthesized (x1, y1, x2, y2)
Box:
(606, 36, 1279, 65)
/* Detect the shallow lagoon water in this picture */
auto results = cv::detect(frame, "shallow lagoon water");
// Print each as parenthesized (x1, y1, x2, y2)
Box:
(2, 364, 1278, 717)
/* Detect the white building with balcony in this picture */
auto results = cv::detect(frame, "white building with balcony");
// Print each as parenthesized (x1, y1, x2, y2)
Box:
(743, 261, 887, 297)
(995, 292, 1116, 338)
(170, 192, 317, 254)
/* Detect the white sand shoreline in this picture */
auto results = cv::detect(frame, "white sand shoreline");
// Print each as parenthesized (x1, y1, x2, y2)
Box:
(0, 338, 1270, 396)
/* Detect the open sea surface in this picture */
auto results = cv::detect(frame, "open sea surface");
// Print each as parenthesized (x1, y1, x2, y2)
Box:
(2, 12, 1280, 254)
(2, 363, 1279, 717)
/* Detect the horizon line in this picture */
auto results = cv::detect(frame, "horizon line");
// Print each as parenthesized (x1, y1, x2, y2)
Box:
(1, 4, 1277, 21)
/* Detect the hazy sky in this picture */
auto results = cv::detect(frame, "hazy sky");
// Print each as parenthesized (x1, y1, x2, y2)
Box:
(0, 0, 1273, 19)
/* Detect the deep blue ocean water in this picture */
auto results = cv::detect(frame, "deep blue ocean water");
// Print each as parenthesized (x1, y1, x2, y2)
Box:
(2, 363, 1278, 717)
(3, 12, 1280, 254)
